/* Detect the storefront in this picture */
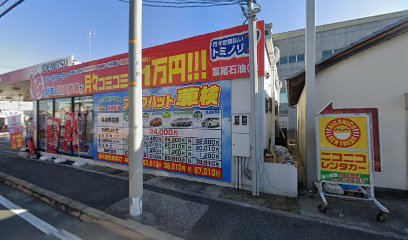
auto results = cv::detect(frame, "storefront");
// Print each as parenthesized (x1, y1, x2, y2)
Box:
(30, 22, 294, 193)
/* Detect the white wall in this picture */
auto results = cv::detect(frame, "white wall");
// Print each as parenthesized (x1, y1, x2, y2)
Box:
(298, 32, 408, 190)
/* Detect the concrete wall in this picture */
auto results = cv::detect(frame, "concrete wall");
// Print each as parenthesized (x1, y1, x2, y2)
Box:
(297, 32, 408, 190)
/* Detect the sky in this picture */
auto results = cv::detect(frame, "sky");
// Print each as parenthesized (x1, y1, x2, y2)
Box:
(0, 0, 407, 74)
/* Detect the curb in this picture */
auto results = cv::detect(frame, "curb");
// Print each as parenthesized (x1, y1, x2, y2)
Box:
(0, 171, 183, 240)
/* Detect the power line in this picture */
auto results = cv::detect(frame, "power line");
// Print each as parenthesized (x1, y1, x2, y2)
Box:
(0, 0, 25, 19)
(0, 0, 10, 8)
(117, 0, 243, 8)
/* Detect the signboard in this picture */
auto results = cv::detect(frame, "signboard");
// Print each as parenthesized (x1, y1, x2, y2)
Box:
(94, 91, 129, 164)
(7, 115, 24, 150)
(94, 80, 232, 182)
(30, 22, 265, 100)
(0, 56, 73, 85)
(143, 80, 231, 182)
(46, 118, 61, 153)
(9, 126, 23, 150)
(317, 114, 372, 186)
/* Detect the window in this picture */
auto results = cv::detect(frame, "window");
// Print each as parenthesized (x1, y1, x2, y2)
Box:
(37, 100, 53, 151)
(74, 96, 94, 158)
(296, 54, 305, 62)
(322, 48, 342, 59)
(279, 57, 288, 64)
(288, 55, 297, 63)
(278, 54, 305, 65)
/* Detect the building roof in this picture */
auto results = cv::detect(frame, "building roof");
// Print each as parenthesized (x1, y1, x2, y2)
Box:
(286, 17, 408, 106)
(273, 10, 408, 41)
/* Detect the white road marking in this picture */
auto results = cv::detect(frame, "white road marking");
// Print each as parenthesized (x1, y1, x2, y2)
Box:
(0, 195, 82, 240)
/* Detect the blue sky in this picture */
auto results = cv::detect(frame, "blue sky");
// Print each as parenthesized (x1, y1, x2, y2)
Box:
(0, 0, 407, 74)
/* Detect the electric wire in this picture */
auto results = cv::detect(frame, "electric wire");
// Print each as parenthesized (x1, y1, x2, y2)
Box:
(0, 0, 10, 8)
(116, 0, 245, 8)
(0, 0, 25, 19)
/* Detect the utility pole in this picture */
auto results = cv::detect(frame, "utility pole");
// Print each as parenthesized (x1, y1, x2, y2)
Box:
(305, 0, 317, 188)
(247, 0, 261, 197)
(128, 0, 143, 217)
(87, 30, 95, 60)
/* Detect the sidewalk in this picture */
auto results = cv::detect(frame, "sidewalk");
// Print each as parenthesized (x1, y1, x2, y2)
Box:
(0, 144, 406, 239)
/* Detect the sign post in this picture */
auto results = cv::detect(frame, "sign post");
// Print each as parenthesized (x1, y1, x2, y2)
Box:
(315, 113, 389, 222)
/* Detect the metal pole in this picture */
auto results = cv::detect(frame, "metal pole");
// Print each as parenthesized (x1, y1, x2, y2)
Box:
(305, 0, 317, 188)
(128, 0, 143, 217)
(248, 0, 260, 196)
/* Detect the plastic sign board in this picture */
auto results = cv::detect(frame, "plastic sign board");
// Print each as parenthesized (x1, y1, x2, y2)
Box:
(93, 80, 232, 183)
(316, 114, 373, 186)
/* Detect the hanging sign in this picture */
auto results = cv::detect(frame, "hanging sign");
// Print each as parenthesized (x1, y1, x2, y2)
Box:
(317, 114, 372, 186)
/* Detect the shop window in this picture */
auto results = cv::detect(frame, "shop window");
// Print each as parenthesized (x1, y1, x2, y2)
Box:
(37, 100, 53, 151)
(74, 96, 94, 158)
(55, 98, 73, 154)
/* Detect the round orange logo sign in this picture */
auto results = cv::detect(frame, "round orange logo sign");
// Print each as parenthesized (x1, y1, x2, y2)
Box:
(325, 118, 361, 147)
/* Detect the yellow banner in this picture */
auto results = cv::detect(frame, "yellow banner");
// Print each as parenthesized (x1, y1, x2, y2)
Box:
(319, 117, 368, 150)
(320, 150, 369, 175)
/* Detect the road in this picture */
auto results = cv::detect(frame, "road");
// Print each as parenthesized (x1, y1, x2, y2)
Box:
(0, 182, 132, 240)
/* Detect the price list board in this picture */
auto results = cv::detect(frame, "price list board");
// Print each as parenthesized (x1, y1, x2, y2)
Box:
(143, 128, 223, 179)
(94, 92, 129, 164)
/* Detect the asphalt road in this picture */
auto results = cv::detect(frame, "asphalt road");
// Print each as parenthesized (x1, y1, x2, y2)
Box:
(0, 182, 132, 240)
(0, 135, 404, 240)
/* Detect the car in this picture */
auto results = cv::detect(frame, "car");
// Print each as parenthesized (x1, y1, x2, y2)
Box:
(149, 117, 162, 127)
(201, 117, 220, 128)
(170, 117, 192, 127)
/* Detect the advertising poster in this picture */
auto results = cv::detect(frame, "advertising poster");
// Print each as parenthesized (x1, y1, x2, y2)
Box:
(62, 113, 80, 154)
(94, 91, 129, 164)
(9, 126, 24, 150)
(94, 80, 232, 182)
(143, 80, 232, 182)
(317, 114, 372, 186)
(7, 115, 24, 150)
(46, 118, 61, 153)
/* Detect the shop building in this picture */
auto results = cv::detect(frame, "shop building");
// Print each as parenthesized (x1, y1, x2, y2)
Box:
(27, 23, 297, 196)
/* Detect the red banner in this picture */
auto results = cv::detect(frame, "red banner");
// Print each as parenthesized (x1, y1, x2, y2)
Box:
(9, 126, 24, 150)
(46, 118, 60, 153)
(31, 22, 265, 100)
(63, 113, 79, 153)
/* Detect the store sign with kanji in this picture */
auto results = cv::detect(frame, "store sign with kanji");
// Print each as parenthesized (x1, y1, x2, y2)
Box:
(318, 115, 372, 186)
(30, 22, 264, 100)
